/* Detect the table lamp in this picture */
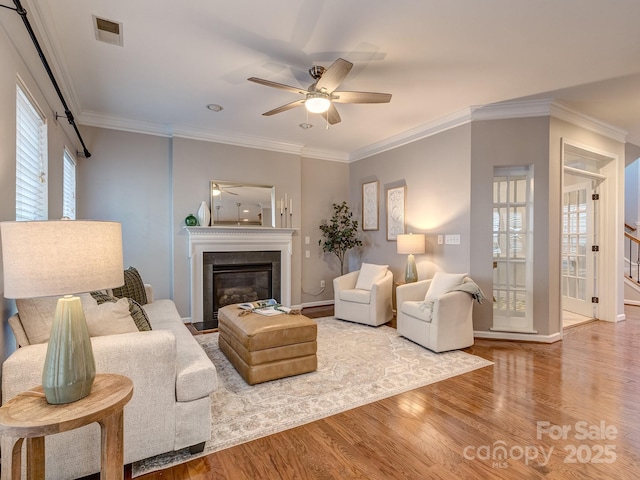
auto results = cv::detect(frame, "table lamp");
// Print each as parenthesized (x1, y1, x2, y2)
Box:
(397, 233, 425, 283)
(1, 220, 124, 404)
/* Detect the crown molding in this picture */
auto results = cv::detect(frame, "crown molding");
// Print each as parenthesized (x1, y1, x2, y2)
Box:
(79, 111, 173, 137)
(79, 99, 629, 163)
(349, 108, 473, 162)
(470, 98, 627, 143)
(78, 111, 349, 160)
(300, 147, 349, 162)
(172, 125, 304, 156)
(549, 101, 627, 143)
(470, 98, 555, 120)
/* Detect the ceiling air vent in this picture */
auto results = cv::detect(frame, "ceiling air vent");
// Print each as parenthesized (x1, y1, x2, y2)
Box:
(93, 15, 123, 46)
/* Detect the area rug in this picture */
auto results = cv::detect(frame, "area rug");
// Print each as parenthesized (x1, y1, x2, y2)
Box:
(132, 316, 492, 476)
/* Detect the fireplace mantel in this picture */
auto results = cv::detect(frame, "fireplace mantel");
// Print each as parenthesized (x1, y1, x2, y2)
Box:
(185, 227, 296, 322)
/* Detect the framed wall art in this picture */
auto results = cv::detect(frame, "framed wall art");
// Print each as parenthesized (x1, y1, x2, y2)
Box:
(386, 185, 406, 241)
(362, 180, 379, 231)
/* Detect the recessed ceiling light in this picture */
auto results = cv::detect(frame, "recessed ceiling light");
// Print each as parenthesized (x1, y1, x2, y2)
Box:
(206, 104, 224, 112)
(299, 123, 313, 129)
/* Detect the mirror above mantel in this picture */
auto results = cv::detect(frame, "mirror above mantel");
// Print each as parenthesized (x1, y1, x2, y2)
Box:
(210, 181, 276, 227)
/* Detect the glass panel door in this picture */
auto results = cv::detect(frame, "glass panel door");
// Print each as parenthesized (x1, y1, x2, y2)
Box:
(562, 182, 594, 317)
(492, 168, 534, 333)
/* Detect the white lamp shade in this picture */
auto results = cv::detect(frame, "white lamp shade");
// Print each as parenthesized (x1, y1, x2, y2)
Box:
(397, 233, 425, 255)
(1, 220, 124, 298)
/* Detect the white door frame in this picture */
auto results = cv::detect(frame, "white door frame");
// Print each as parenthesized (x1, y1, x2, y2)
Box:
(561, 138, 622, 327)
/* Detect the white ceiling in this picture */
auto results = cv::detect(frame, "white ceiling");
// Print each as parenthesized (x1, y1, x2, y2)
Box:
(10, 0, 640, 160)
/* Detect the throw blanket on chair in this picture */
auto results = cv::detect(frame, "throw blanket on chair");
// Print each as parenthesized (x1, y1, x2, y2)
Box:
(416, 279, 486, 321)
(450, 280, 486, 304)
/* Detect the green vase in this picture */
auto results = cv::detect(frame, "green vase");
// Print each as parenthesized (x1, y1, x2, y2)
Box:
(185, 214, 198, 226)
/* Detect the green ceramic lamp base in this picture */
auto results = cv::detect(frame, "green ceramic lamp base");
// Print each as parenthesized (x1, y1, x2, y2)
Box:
(42, 295, 96, 404)
(404, 254, 418, 283)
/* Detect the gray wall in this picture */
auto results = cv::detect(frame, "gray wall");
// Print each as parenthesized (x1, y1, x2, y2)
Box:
(349, 125, 472, 283)
(300, 157, 350, 305)
(77, 127, 173, 300)
(470, 117, 552, 333)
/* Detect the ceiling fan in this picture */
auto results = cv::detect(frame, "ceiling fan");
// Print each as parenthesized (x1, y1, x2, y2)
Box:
(248, 58, 391, 125)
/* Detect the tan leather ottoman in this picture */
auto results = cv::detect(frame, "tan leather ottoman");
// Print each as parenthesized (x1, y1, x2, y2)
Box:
(218, 305, 317, 385)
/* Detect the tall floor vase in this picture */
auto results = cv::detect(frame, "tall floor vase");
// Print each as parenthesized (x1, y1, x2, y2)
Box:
(197, 201, 211, 227)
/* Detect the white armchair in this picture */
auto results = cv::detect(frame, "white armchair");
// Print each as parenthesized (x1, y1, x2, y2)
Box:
(396, 276, 475, 352)
(333, 264, 393, 326)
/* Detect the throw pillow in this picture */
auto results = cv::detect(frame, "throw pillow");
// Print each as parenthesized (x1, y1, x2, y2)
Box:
(16, 293, 98, 345)
(91, 291, 152, 331)
(84, 298, 139, 337)
(424, 272, 467, 302)
(354, 263, 389, 290)
(112, 266, 148, 305)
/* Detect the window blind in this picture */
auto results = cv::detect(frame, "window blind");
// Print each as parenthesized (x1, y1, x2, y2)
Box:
(63, 149, 76, 219)
(16, 84, 47, 221)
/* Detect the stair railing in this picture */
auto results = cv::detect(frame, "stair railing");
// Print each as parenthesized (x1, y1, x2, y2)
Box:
(625, 231, 640, 282)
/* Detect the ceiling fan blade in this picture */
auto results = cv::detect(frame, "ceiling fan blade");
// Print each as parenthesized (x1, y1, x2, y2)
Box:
(321, 103, 341, 125)
(332, 91, 392, 104)
(263, 99, 306, 116)
(315, 58, 353, 93)
(248, 77, 307, 96)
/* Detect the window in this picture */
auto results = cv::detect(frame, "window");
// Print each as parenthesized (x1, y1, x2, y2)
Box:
(16, 83, 47, 221)
(63, 149, 76, 219)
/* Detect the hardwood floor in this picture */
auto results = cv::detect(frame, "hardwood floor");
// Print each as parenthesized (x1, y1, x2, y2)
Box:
(109, 306, 640, 479)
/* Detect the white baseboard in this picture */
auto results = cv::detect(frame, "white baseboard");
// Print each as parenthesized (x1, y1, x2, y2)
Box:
(474, 330, 563, 343)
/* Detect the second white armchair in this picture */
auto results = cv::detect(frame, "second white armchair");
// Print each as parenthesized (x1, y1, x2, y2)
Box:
(333, 263, 394, 326)
(396, 273, 476, 352)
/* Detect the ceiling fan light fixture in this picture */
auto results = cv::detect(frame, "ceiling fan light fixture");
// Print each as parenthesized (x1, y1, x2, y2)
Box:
(305, 93, 331, 113)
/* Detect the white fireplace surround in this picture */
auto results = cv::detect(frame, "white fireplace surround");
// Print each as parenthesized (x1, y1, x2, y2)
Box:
(186, 227, 296, 322)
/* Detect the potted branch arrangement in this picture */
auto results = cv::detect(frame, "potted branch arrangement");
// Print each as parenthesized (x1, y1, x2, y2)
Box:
(318, 201, 363, 275)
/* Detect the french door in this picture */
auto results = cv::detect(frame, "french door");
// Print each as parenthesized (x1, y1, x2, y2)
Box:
(562, 182, 595, 317)
(492, 167, 534, 333)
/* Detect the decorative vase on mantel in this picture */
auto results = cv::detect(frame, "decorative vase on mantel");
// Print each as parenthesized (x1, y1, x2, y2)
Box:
(197, 201, 211, 227)
(185, 214, 198, 227)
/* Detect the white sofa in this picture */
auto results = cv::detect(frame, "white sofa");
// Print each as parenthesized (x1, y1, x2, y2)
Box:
(1, 286, 217, 480)
(333, 264, 394, 326)
(396, 277, 475, 352)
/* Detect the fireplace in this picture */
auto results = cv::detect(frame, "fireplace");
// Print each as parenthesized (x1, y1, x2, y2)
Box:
(186, 226, 294, 331)
(199, 251, 281, 329)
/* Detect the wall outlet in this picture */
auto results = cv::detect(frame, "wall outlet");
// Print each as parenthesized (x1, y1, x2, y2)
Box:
(305, 236, 310, 245)
(437, 234, 444, 245)
(445, 234, 461, 245)
(305, 250, 310, 258)
(320, 280, 325, 288)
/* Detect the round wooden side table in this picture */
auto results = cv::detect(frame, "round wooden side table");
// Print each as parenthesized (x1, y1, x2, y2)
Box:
(0, 373, 133, 480)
